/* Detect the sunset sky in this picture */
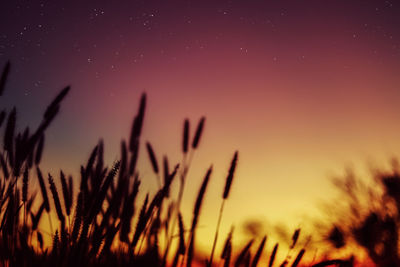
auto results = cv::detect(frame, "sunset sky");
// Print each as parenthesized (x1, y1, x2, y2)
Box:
(1, 0, 400, 260)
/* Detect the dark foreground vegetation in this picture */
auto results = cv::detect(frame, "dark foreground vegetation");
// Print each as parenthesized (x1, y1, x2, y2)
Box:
(0, 61, 396, 267)
(323, 162, 400, 267)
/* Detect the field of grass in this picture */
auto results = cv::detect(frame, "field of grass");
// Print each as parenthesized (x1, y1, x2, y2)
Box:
(0, 61, 393, 267)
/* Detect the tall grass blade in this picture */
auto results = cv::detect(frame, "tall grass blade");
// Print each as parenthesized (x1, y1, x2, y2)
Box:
(36, 167, 50, 212)
(0, 61, 10, 96)
(187, 166, 212, 267)
(0, 153, 9, 179)
(129, 93, 146, 151)
(60, 170, 71, 216)
(191, 117, 205, 149)
(291, 249, 305, 267)
(290, 229, 300, 249)
(183, 119, 189, 153)
(4, 107, 16, 158)
(48, 174, 65, 223)
(223, 151, 238, 199)
(35, 134, 45, 165)
(251, 236, 267, 267)
(0, 110, 6, 128)
(234, 239, 254, 267)
(146, 142, 159, 174)
(44, 86, 70, 120)
(269, 243, 279, 267)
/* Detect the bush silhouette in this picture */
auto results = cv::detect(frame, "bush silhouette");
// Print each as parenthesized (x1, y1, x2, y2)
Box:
(323, 163, 400, 266)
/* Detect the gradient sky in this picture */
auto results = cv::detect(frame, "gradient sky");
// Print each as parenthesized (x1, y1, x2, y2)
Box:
(1, 0, 400, 259)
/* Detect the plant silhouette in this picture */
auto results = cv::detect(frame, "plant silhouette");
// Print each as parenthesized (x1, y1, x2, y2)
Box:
(0, 61, 362, 266)
(323, 163, 400, 266)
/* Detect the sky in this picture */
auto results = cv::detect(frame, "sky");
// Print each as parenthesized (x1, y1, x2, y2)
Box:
(1, 0, 400, 260)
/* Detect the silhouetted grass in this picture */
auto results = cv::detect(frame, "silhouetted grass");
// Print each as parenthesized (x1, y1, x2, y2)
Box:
(0, 61, 345, 267)
(209, 151, 238, 266)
